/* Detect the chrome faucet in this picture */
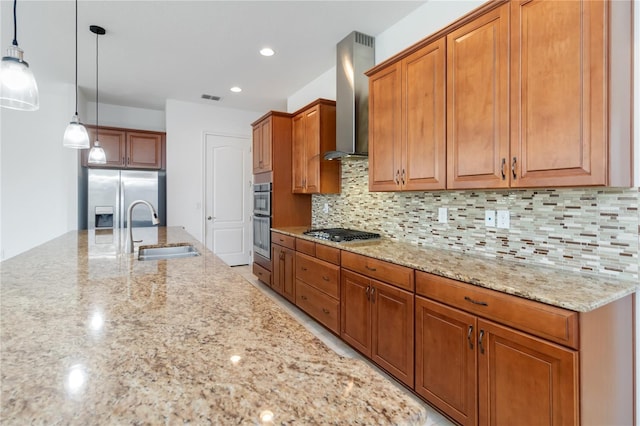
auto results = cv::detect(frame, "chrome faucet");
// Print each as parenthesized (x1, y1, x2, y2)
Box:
(124, 200, 160, 254)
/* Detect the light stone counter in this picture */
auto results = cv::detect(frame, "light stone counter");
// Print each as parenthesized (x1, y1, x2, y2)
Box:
(0, 227, 429, 424)
(274, 227, 638, 312)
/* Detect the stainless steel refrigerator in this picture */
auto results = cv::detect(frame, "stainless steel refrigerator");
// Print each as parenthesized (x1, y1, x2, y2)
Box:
(87, 169, 166, 230)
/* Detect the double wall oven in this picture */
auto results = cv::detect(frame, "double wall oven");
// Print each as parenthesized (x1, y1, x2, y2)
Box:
(253, 182, 271, 259)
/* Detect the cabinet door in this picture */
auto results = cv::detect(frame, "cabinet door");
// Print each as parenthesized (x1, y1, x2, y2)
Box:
(447, 4, 509, 189)
(127, 131, 162, 169)
(303, 106, 321, 193)
(416, 297, 477, 426)
(84, 128, 126, 167)
(369, 62, 402, 191)
(510, 0, 606, 187)
(370, 279, 414, 387)
(340, 269, 371, 356)
(271, 244, 284, 294)
(291, 112, 306, 193)
(402, 38, 446, 190)
(252, 124, 262, 173)
(260, 119, 272, 172)
(281, 246, 296, 303)
(478, 319, 578, 426)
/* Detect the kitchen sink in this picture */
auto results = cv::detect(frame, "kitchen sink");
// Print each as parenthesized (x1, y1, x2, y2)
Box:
(137, 243, 200, 261)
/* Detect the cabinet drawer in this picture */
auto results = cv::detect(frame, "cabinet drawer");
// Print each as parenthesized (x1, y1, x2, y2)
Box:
(316, 244, 340, 265)
(296, 238, 315, 256)
(341, 251, 414, 292)
(271, 232, 295, 249)
(252, 263, 271, 285)
(296, 252, 340, 298)
(296, 280, 340, 334)
(416, 271, 578, 349)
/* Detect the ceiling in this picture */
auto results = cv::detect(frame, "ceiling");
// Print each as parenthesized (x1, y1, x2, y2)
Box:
(1, 1, 426, 112)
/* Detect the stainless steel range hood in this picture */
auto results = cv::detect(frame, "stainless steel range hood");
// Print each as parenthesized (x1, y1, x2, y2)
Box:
(324, 31, 375, 160)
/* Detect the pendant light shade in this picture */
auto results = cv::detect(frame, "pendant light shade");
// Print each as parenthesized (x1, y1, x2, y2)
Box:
(87, 140, 106, 163)
(87, 25, 106, 164)
(0, 0, 39, 111)
(64, 0, 89, 148)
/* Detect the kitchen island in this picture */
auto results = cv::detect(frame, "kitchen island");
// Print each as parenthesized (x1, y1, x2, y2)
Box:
(0, 227, 429, 424)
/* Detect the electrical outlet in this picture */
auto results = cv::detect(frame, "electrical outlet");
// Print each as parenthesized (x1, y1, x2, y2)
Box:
(485, 210, 496, 227)
(497, 210, 510, 229)
(323, 203, 329, 213)
(438, 207, 448, 224)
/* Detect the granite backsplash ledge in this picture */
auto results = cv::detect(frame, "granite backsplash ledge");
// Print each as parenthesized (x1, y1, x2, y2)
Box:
(312, 160, 639, 281)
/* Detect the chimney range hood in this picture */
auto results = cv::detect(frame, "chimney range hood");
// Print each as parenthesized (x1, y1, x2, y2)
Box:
(324, 31, 375, 160)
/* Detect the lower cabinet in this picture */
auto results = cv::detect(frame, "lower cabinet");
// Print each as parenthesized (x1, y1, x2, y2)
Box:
(271, 241, 295, 303)
(341, 268, 414, 387)
(295, 251, 340, 334)
(415, 296, 578, 426)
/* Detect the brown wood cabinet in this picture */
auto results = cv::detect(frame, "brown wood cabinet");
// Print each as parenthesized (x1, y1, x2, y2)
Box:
(252, 111, 294, 174)
(291, 99, 340, 194)
(83, 126, 165, 170)
(368, 38, 446, 192)
(446, 4, 510, 190)
(367, 0, 632, 190)
(341, 268, 414, 387)
(415, 270, 633, 426)
(295, 251, 340, 334)
(271, 239, 295, 303)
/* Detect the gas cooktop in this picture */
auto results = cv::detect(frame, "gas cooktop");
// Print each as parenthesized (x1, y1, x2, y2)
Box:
(303, 228, 381, 243)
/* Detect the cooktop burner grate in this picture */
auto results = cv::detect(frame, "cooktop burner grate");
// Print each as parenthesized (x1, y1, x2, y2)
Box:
(303, 228, 380, 242)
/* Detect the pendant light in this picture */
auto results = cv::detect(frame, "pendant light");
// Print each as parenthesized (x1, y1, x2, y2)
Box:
(0, 0, 39, 111)
(63, 0, 89, 148)
(87, 25, 106, 164)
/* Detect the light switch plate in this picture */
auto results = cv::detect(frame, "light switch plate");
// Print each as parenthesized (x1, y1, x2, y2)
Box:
(323, 203, 330, 213)
(438, 207, 448, 224)
(497, 210, 510, 229)
(485, 210, 496, 227)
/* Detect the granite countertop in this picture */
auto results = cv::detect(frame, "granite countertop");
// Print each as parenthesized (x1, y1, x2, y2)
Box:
(274, 227, 638, 312)
(0, 227, 428, 424)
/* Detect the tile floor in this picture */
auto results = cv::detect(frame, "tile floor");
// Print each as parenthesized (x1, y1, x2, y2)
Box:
(233, 264, 455, 426)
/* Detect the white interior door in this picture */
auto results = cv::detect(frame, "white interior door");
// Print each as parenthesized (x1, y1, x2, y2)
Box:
(204, 133, 252, 266)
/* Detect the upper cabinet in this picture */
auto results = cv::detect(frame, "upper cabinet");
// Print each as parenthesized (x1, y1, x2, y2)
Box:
(369, 38, 446, 191)
(291, 99, 340, 194)
(447, 5, 509, 189)
(252, 111, 292, 175)
(83, 126, 165, 170)
(367, 0, 633, 191)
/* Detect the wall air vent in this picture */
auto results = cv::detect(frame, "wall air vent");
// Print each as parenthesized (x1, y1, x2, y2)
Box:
(355, 32, 375, 48)
(201, 94, 222, 101)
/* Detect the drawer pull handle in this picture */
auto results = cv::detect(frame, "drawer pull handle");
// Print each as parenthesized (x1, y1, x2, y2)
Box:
(301, 295, 308, 300)
(478, 330, 485, 354)
(464, 296, 488, 307)
(467, 325, 474, 350)
(322, 276, 330, 281)
(365, 286, 370, 301)
(365, 265, 377, 272)
(322, 308, 330, 314)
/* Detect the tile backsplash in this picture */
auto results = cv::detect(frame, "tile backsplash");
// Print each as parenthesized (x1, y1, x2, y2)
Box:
(312, 160, 639, 281)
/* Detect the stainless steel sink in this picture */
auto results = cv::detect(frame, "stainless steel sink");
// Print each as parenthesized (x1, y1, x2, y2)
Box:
(137, 243, 200, 261)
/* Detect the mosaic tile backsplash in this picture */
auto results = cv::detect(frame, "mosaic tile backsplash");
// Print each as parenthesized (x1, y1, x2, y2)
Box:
(312, 160, 640, 281)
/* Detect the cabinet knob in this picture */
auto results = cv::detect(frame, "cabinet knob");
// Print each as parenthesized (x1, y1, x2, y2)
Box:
(322, 308, 330, 314)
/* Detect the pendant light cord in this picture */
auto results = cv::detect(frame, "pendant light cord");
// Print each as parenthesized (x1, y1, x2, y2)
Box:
(74, 0, 78, 115)
(12, 0, 18, 46)
(95, 28, 99, 142)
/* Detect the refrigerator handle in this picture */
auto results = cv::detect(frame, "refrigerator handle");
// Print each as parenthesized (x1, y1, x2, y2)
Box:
(120, 179, 125, 229)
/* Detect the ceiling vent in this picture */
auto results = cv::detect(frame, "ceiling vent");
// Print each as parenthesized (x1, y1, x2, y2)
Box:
(201, 94, 222, 101)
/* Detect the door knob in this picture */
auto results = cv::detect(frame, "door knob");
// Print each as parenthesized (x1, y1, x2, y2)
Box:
(207, 216, 213, 221)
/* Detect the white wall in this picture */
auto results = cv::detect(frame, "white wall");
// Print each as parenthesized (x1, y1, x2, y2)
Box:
(0, 81, 79, 260)
(85, 102, 165, 132)
(165, 99, 262, 241)
(287, 68, 336, 113)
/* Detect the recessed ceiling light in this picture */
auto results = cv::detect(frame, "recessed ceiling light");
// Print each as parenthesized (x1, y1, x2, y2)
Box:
(230, 86, 242, 93)
(260, 47, 275, 57)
